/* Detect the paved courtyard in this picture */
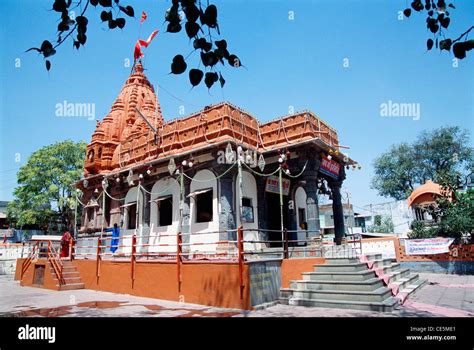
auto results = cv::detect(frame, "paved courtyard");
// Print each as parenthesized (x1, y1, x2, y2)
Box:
(0, 273, 472, 317)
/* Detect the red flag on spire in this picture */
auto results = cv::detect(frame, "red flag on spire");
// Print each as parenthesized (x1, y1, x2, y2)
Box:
(140, 11, 147, 23)
(133, 30, 159, 61)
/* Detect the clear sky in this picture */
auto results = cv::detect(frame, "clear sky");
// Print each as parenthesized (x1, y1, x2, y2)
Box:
(1, 0, 473, 210)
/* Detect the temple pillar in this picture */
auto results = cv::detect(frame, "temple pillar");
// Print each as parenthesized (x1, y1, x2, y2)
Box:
(179, 176, 192, 254)
(302, 152, 320, 239)
(330, 181, 345, 245)
(256, 176, 268, 242)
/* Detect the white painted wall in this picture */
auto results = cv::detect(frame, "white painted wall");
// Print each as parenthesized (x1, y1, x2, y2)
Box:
(0, 244, 30, 274)
(149, 178, 180, 253)
(190, 170, 219, 252)
(363, 200, 414, 235)
(361, 239, 396, 259)
(122, 186, 145, 254)
(236, 171, 259, 250)
(295, 186, 308, 245)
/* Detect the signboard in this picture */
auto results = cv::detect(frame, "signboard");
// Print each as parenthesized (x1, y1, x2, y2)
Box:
(265, 176, 290, 196)
(319, 156, 341, 179)
(404, 238, 454, 255)
(249, 261, 281, 306)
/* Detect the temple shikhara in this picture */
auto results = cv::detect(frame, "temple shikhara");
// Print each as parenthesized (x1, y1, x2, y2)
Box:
(17, 62, 426, 312)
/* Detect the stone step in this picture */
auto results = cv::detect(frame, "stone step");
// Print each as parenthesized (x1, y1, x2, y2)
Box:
(390, 273, 419, 292)
(325, 258, 360, 265)
(399, 278, 427, 295)
(289, 287, 393, 303)
(363, 253, 383, 261)
(290, 278, 385, 292)
(54, 276, 83, 284)
(302, 270, 377, 282)
(287, 296, 400, 312)
(384, 268, 411, 283)
(369, 259, 396, 269)
(54, 271, 81, 276)
(314, 262, 369, 273)
(51, 266, 77, 273)
(381, 263, 402, 274)
(57, 283, 85, 291)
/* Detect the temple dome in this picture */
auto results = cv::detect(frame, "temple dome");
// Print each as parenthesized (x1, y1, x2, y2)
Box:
(84, 62, 163, 176)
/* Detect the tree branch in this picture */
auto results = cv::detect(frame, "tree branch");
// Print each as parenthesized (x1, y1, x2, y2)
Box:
(54, 0, 90, 49)
(452, 25, 474, 44)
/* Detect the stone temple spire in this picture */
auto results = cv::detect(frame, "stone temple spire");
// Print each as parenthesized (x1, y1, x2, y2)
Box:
(84, 62, 163, 176)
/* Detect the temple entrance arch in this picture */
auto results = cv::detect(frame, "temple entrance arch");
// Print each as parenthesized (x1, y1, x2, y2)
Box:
(121, 186, 145, 254)
(236, 171, 259, 250)
(150, 178, 180, 253)
(190, 169, 219, 252)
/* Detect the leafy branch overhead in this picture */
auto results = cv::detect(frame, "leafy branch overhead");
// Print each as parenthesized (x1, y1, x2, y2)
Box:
(26, 0, 135, 71)
(403, 0, 474, 59)
(27, 0, 241, 90)
(165, 1, 242, 90)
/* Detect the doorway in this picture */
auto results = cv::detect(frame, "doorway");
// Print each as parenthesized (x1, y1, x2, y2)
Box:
(265, 192, 288, 247)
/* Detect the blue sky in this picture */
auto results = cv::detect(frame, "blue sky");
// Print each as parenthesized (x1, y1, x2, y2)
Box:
(1, 0, 473, 210)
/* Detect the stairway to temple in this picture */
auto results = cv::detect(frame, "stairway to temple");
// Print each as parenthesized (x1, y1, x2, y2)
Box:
(51, 260, 85, 291)
(279, 254, 426, 312)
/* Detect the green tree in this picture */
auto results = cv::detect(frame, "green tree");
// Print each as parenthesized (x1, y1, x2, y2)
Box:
(372, 126, 473, 200)
(436, 189, 474, 242)
(371, 143, 421, 200)
(368, 216, 395, 233)
(7, 140, 86, 232)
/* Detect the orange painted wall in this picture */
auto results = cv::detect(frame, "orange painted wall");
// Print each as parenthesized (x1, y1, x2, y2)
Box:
(15, 258, 60, 291)
(280, 257, 325, 288)
(14, 258, 25, 280)
(73, 259, 251, 310)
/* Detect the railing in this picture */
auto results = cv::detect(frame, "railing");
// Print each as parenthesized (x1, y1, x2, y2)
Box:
(21, 242, 38, 280)
(47, 241, 65, 285)
(73, 227, 345, 262)
(73, 227, 360, 278)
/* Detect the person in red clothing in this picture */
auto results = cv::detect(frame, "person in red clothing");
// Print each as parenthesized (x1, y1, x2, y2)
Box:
(60, 231, 72, 258)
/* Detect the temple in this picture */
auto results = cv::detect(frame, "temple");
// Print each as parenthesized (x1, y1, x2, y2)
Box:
(17, 63, 428, 311)
(77, 62, 357, 254)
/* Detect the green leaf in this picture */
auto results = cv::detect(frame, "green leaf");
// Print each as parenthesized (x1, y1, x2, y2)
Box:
(171, 55, 187, 74)
(219, 72, 225, 88)
(118, 5, 134, 17)
(52, 0, 67, 12)
(100, 10, 112, 22)
(116, 18, 126, 29)
(189, 68, 204, 86)
(453, 42, 466, 59)
(204, 72, 219, 89)
(439, 39, 452, 51)
(167, 22, 182, 33)
(185, 21, 200, 38)
(228, 54, 241, 67)
(427, 38, 434, 50)
(99, 0, 112, 7)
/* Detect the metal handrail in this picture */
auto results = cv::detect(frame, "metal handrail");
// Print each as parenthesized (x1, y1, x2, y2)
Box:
(47, 241, 65, 285)
(20, 242, 38, 280)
